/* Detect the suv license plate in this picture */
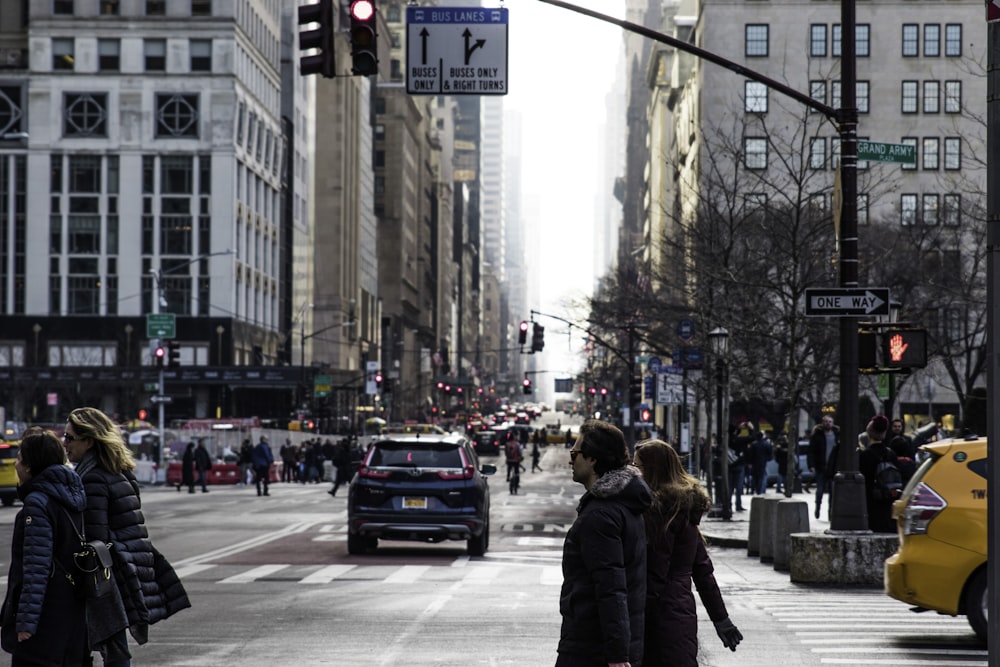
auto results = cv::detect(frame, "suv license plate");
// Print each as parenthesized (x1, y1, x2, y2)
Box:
(403, 496, 427, 509)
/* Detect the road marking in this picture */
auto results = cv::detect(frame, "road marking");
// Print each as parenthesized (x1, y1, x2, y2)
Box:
(540, 566, 562, 586)
(218, 564, 289, 584)
(173, 563, 216, 579)
(383, 565, 430, 584)
(461, 565, 501, 581)
(299, 564, 356, 584)
(172, 520, 324, 566)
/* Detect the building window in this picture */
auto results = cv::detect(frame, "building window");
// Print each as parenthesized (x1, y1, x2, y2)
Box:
(745, 25, 768, 57)
(146, 0, 165, 14)
(54, 0, 74, 14)
(944, 137, 961, 170)
(923, 194, 939, 226)
(190, 39, 211, 71)
(98, 39, 119, 72)
(945, 24, 962, 57)
(0, 85, 24, 136)
(744, 193, 767, 213)
(831, 24, 869, 57)
(944, 80, 962, 113)
(857, 81, 870, 113)
(810, 24, 826, 57)
(902, 24, 918, 57)
(145, 39, 166, 71)
(809, 80, 825, 113)
(155, 93, 199, 138)
(99, 0, 119, 15)
(67, 273, 101, 314)
(900, 137, 918, 171)
(922, 137, 939, 170)
(745, 81, 767, 113)
(809, 138, 826, 169)
(52, 38, 74, 70)
(901, 194, 917, 226)
(901, 81, 918, 113)
(744, 137, 767, 169)
(943, 194, 961, 226)
(858, 194, 869, 226)
(924, 24, 940, 57)
(832, 81, 841, 109)
(63, 93, 108, 137)
(923, 81, 939, 113)
(191, 0, 211, 16)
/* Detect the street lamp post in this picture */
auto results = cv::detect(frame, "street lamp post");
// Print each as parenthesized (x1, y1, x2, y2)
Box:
(708, 327, 731, 521)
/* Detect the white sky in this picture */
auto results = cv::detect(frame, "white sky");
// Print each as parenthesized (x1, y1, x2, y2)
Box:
(503, 0, 626, 387)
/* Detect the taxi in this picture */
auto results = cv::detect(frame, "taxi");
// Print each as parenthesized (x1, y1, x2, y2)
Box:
(884, 434, 986, 642)
(385, 423, 448, 436)
(0, 441, 20, 506)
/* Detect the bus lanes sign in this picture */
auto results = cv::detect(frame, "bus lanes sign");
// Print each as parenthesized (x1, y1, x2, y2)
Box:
(406, 6, 508, 96)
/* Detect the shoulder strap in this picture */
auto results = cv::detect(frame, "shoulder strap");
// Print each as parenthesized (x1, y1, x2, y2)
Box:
(58, 504, 86, 542)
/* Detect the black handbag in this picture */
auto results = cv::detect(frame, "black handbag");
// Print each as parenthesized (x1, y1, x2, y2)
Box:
(58, 506, 115, 600)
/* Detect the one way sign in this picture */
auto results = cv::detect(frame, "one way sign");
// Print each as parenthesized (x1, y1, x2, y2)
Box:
(804, 287, 890, 317)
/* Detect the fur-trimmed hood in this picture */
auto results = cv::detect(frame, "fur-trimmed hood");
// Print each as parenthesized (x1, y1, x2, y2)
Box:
(583, 465, 651, 516)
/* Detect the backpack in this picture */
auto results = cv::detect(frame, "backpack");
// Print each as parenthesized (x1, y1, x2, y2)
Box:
(873, 454, 904, 502)
(505, 441, 521, 462)
(55, 506, 115, 600)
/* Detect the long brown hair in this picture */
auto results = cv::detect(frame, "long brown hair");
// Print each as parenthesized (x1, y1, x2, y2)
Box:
(635, 439, 710, 534)
(67, 407, 135, 474)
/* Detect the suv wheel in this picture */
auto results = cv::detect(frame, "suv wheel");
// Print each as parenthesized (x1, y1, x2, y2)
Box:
(965, 568, 988, 642)
(347, 533, 376, 555)
(467, 518, 489, 557)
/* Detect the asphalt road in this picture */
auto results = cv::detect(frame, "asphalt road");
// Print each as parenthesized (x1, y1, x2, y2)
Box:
(0, 443, 985, 665)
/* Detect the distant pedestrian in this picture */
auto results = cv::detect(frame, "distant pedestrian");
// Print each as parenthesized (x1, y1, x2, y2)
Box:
(327, 440, 353, 497)
(750, 431, 772, 495)
(1, 428, 89, 666)
(772, 433, 790, 494)
(728, 423, 752, 512)
(181, 442, 196, 493)
(808, 415, 841, 520)
(280, 439, 296, 483)
(888, 418, 917, 483)
(252, 435, 274, 497)
(634, 440, 743, 665)
(557, 419, 650, 667)
(194, 441, 212, 493)
(530, 440, 542, 473)
(504, 437, 523, 482)
(238, 438, 254, 486)
(859, 415, 900, 534)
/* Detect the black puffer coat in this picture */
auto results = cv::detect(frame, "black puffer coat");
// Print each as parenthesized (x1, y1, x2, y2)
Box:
(74, 450, 190, 644)
(558, 466, 651, 666)
(1, 464, 89, 666)
(643, 485, 728, 667)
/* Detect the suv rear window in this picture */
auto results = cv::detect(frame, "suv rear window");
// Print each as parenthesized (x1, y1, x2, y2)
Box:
(370, 444, 463, 469)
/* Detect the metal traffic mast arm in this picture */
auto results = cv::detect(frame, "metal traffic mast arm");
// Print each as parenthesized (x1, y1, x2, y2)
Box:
(530, 308, 634, 370)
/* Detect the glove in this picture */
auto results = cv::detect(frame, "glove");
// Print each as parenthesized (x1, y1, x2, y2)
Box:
(714, 617, 743, 651)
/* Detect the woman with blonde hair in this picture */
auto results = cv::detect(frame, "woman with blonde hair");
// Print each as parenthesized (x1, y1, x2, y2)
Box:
(633, 439, 742, 666)
(64, 407, 189, 666)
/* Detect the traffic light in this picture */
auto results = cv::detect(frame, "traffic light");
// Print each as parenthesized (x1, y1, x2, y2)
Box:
(349, 0, 378, 76)
(298, 0, 335, 78)
(522, 377, 532, 395)
(531, 323, 545, 352)
(518, 320, 529, 346)
(151, 339, 166, 368)
(858, 331, 877, 369)
(167, 340, 181, 367)
(374, 371, 383, 389)
(883, 329, 927, 369)
(628, 379, 641, 407)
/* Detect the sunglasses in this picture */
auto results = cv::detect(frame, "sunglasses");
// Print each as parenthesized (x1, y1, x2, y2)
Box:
(63, 433, 83, 443)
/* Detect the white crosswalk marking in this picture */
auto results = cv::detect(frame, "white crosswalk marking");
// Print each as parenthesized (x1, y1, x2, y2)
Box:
(174, 563, 217, 579)
(218, 564, 289, 584)
(299, 564, 356, 584)
(382, 565, 430, 584)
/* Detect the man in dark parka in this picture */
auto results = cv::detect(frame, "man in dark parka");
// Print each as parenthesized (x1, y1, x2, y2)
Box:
(557, 419, 651, 667)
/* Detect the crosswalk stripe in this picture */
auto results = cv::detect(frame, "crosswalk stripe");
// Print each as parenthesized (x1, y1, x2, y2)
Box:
(174, 563, 217, 579)
(218, 564, 289, 584)
(382, 565, 429, 584)
(299, 564, 357, 584)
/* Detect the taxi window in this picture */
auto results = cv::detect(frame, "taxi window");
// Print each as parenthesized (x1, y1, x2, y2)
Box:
(968, 458, 987, 480)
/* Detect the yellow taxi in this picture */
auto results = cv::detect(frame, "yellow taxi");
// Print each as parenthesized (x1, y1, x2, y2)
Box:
(545, 425, 577, 446)
(884, 434, 986, 642)
(385, 423, 448, 436)
(0, 441, 20, 506)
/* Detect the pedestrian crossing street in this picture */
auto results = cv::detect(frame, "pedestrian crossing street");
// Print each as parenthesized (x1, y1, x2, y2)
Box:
(173, 555, 565, 587)
(741, 589, 987, 665)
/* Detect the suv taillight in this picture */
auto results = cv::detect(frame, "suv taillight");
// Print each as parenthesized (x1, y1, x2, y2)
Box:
(438, 465, 474, 481)
(902, 482, 946, 535)
(358, 464, 390, 479)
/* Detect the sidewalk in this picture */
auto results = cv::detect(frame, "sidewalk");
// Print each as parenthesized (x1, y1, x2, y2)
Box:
(700, 485, 830, 549)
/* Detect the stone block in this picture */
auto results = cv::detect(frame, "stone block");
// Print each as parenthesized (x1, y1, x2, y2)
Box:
(790, 532, 899, 585)
(773, 499, 810, 572)
(746, 495, 767, 557)
(758, 497, 782, 563)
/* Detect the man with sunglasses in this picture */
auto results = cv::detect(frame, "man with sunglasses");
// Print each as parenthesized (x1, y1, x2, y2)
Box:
(557, 419, 651, 667)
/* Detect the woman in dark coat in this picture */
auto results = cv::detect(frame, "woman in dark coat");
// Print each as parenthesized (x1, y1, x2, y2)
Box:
(1, 428, 89, 666)
(181, 443, 196, 493)
(65, 407, 191, 667)
(634, 440, 742, 666)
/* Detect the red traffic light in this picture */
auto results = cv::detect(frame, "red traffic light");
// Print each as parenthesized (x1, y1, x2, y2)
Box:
(138, 409, 148, 420)
(154, 346, 166, 359)
(350, 0, 374, 20)
(640, 408, 652, 422)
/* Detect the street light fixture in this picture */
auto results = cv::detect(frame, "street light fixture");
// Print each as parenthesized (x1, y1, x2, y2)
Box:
(708, 327, 730, 520)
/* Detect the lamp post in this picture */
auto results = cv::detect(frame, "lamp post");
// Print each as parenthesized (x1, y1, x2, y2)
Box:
(708, 327, 731, 521)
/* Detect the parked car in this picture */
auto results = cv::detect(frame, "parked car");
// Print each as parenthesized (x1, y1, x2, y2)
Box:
(347, 432, 496, 556)
(472, 429, 501, 456)
(0, 442, 18, 506)
(884, 434, 987, 642)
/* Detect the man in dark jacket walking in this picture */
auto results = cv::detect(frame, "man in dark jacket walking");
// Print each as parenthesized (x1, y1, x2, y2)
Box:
(252, 435, 274, 497)
(558, 419, 651, 667)
(808, 415, 841, 520)
(194, 441, 212, 493)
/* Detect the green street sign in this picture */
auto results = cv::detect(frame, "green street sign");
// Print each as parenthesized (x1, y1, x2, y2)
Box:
(146, 313, 176, 339)
(314, 374, 332, 398)
(857, 140, 916, 165)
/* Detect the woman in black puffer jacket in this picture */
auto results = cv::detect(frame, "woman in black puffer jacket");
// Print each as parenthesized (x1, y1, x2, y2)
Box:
(1, 428, 89, 666)
(64, 408, 190, 667)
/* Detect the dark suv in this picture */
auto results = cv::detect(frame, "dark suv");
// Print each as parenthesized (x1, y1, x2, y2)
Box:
(347, 433, 497, 556)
